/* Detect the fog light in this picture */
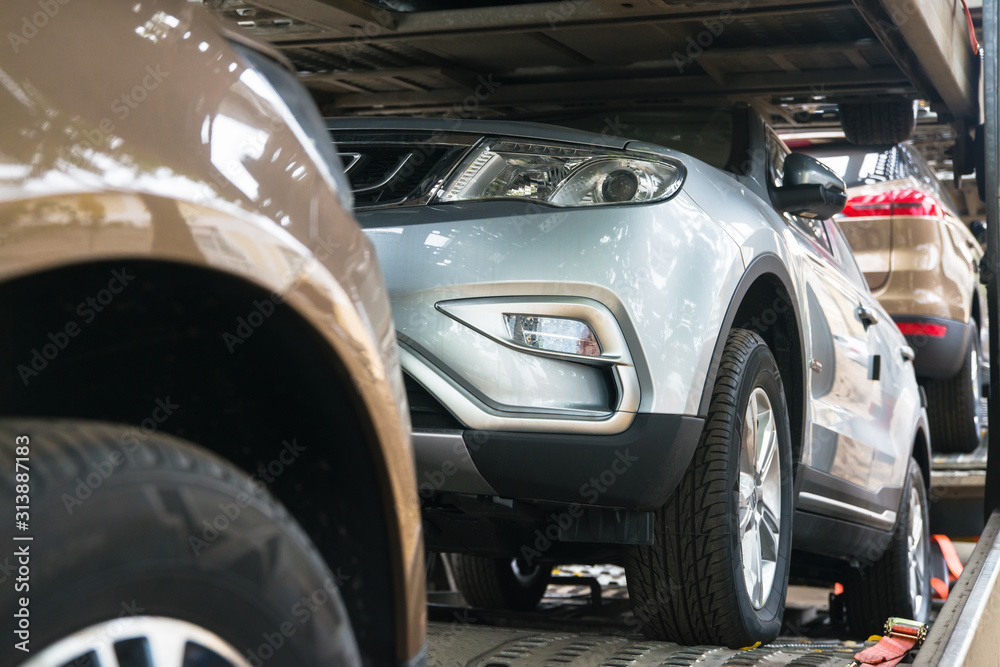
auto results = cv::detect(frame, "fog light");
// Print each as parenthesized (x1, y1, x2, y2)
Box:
(503, 314, 601, 356)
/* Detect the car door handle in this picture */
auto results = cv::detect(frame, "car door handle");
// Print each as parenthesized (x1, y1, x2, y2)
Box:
(857, 305, 879, 328)
(899, 346, 915, 362)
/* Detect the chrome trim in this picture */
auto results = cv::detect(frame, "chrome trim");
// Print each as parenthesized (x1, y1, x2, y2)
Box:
(341, 152, 362, 173)
(436, 297, 633, 368)
(856, 303, 880, 327)
(353, 152, 415, 194)
(797, 491, 897, 530)
(413, 429, 497, 496)
(400, 345, 638, 435)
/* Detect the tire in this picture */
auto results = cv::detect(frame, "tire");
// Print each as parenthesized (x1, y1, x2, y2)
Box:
(448, 554, 551, 610)
(624, 329, 793, 648)
(839, 99, 916, 145)
(0, 419, 360, 667)
(846, 458, 930, 635)
(924, 323, 983, 454)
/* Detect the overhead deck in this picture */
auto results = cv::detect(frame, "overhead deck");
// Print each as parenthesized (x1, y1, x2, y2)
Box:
(213, 0, 979, 125)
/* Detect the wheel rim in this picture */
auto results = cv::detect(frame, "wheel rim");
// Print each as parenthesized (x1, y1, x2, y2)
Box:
(511, 558, 542, 587)
(907, 486, 928, 614)
(24, 616, 253, 667)
(971, 343, 982, 435)
(739, 386, 782, 610)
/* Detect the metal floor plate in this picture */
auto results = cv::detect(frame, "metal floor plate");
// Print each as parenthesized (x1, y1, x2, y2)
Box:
(427, 622, 862, 667)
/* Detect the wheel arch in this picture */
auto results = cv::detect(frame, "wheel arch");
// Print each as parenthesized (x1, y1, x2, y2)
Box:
(0, 258, 413, 666)
(912, 422, 932, 492)
(971, 285, 983, 329)
(700, 254, 807, 464)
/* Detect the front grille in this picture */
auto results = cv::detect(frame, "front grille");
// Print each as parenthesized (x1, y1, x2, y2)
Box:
(340, 144, 462, 207)
(330, 131, 478, 208)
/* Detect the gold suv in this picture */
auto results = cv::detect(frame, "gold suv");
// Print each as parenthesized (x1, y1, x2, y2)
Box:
(798, 141, 987, 453)
(0, 2, 424, 665)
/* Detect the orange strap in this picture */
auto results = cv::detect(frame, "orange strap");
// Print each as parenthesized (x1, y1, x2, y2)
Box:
(959, 0, 980, 53)
(931, 577, 949, 600)
(853, 634, 918, 667)
(931, 534, 965, 581)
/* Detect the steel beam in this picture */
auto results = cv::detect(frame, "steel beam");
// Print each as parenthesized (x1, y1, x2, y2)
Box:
(914, 512, 1000, 665)
(985, 0, 1000, 518)
(272, 1, 852, 47)
(330, 67, 910, 111)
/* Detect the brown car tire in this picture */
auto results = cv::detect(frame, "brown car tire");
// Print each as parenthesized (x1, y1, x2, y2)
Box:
(924, 323, 984, 454)
(0, 419, 360, 666)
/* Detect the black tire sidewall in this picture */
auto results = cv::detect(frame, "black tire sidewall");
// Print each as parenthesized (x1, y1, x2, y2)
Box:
(1, 430, 357, 667)
(725, 341, 794, 636)
(845, 458, 931, 633)
(899, 460, 932, 621)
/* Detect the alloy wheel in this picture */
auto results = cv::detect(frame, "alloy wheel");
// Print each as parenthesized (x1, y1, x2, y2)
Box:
(24, 616, 253, 667)
(907, 486, 928, 614)
(738, 386, 782, 610)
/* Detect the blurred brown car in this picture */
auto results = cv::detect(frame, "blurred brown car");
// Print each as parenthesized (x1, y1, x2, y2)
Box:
(0, 2, 424, 665)
(796, 141, 987, 453)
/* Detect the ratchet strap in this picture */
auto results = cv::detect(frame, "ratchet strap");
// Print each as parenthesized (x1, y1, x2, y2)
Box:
(959, 0, 980, 53)
(930, 577, 949, 600)
(931, 533, 965, 580)
(849, 618, 927, 667)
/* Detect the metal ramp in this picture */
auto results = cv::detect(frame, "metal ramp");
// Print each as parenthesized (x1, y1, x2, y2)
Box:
(427, 622, 861, 667)
(426, 566, 875, 667)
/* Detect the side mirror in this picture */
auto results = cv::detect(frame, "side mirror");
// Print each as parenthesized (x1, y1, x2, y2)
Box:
(774, 153, 848, 219)
(970, 219, 987, 245)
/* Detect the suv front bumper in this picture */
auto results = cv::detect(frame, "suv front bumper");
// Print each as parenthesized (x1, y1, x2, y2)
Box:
(413, 413, 704, 511)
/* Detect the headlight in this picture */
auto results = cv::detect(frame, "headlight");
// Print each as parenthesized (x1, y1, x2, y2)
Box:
(437, 140, 685, 207)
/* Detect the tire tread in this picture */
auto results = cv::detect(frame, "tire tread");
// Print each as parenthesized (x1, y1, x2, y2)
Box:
(624, 330, 787, 647)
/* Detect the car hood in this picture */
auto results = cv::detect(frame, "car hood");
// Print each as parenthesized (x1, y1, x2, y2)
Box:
(325, 116, 633, 150)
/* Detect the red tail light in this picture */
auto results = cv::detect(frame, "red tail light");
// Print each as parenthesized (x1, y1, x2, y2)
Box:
(841, 188, 941, 218)
(895, 321, 948, 338)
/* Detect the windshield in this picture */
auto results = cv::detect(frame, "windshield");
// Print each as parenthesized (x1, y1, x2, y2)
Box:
(529, 108, 735, 169)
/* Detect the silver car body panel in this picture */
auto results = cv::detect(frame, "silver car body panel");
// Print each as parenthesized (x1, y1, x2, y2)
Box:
(364, 187, 745, 424)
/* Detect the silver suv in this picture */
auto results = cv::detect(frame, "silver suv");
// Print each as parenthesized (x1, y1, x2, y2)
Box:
(330, 105, 932, 646)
